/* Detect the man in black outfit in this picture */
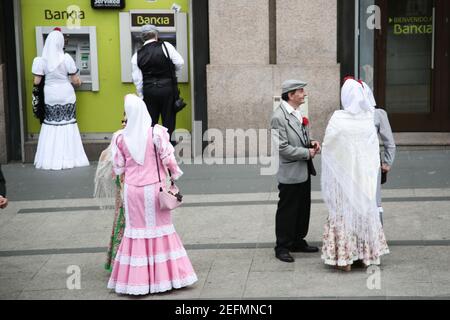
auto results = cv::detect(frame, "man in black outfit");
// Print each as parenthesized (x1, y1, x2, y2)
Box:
(131, 24, 184, 141)
(0, 165, 8, 209)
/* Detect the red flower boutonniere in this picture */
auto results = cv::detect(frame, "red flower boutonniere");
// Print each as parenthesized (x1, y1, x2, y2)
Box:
(302, 117, 309, 127)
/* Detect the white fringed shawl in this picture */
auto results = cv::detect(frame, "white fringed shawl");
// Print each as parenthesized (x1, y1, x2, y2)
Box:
(321, 110, 382, 248)
(93, 130, 123, 209)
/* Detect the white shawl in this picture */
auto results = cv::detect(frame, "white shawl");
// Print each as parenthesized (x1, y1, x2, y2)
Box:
(93, 130, 124, 209)
(321, 80, 382, 246)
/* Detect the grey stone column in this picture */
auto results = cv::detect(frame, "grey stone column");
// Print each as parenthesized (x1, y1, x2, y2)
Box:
(275, 0, 340, 142)
(208, 0, 275, 157)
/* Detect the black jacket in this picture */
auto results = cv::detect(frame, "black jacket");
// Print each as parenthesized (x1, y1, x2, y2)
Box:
(137, 41, 174, 86)
(0, 165, 6, 197)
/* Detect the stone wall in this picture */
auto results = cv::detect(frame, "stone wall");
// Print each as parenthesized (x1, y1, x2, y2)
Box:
(207, 0, 340, 155)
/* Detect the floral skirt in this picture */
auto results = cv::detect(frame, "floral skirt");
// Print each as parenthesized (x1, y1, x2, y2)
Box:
(321, 217, 390, 267)
(105, 207, 125, 272)
(105, 177, 125, 272)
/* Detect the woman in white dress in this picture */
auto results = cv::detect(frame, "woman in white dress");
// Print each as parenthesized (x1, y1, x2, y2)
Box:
(32, 30, 89, 170)
(321, 79, 389, 272)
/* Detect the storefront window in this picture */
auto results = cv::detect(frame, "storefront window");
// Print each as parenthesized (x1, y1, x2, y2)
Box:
(385, 0, 433, 113)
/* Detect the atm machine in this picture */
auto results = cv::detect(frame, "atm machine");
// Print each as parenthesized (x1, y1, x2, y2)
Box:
(119, 10, 188, 83)
(35, 26, 99, 91)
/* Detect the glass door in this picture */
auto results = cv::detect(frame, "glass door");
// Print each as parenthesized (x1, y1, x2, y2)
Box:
(375, 0, 449, 131)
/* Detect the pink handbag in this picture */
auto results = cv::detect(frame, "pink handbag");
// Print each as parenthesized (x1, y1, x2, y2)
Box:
(153, 142, 183, 210)
(158, 182, 183, 210)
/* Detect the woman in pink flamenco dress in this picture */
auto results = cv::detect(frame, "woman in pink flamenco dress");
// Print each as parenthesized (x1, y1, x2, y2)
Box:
(107, 94, 197, 295)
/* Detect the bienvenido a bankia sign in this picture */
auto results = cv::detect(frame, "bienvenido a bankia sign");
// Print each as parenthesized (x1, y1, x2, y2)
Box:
(91, 0, 125, 9)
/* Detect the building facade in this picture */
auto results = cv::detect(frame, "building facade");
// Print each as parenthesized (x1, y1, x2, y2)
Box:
(0, 0, 448, 163)
(342, 0, 450, 144)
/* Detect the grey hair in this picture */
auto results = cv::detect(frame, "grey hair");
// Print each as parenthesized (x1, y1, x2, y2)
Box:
(142, 30, 158, 42)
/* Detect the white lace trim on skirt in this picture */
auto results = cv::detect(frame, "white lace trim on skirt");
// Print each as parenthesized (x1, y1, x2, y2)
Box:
(321, 248, 390, 267)
(107, 274, 198, 295)
(114, 248, 188, 267)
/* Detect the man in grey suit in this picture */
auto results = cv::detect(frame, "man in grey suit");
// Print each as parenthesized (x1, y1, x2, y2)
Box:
(271, 80, 321, 263)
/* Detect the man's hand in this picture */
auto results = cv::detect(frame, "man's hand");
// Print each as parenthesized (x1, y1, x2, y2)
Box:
(311, 141, 322, 154)
(0, 196, 8, 209)
(309, 148, 317, 159)
(381, 163, 391, 173)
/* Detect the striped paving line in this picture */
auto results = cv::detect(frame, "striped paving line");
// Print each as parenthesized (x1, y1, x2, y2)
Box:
(1, 240, 450, 257)
(16, 196, 450, 214)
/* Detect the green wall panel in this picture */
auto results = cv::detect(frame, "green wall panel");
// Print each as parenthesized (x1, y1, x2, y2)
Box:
(21, 0, 191, 134)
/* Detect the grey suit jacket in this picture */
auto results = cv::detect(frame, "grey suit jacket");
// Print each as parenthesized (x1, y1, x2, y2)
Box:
(271, 103, 315, 184)
(374, 109, 396, 166)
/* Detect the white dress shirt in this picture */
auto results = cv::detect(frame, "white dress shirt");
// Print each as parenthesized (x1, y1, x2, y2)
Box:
(131, 39, 184, 99)
(282, 101, 303, 124)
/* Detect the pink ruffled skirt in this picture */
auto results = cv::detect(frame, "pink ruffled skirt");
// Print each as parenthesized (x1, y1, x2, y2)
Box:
(107, 184, 197, 295)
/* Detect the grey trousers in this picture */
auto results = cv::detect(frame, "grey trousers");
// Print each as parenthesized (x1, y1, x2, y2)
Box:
(376, 170, 383, 225)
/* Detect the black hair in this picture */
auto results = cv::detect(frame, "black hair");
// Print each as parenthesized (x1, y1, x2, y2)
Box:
(281, 91, 295, 102)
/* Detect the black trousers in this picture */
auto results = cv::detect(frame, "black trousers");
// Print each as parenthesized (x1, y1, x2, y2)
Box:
(143, 81, 176, 141)
(0, 164, 5, 198)
(275, 178, 311, 254)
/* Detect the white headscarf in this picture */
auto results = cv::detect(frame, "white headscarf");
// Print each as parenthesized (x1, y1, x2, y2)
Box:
(341, 79, 373, 115)
(361, 81, 377, 111)
(122, 94, 153, 165)
(41, 30, 65, 73)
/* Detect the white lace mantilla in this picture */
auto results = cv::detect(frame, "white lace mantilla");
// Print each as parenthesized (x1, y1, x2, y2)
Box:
(107, 274, 198, 295)
(321, 111, 381, 242)
(124, 224, 176, 239)
(114, 248, 188, 267)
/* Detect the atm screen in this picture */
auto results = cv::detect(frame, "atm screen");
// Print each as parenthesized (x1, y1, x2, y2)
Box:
(131, 32, 177, 56)
(159, 34, 176, 47)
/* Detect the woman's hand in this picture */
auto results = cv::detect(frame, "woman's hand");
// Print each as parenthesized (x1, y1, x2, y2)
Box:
(70, 75, 82, 88)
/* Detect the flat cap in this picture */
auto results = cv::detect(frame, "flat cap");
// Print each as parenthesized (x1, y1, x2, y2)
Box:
(141, 24, 158, 34)
(281, 79, 307, 94)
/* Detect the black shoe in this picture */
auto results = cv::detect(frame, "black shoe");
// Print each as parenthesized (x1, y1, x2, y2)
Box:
(291, 241, 319, 253)
(275, 252, 295, 263)
(291, 246, 319, 253)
